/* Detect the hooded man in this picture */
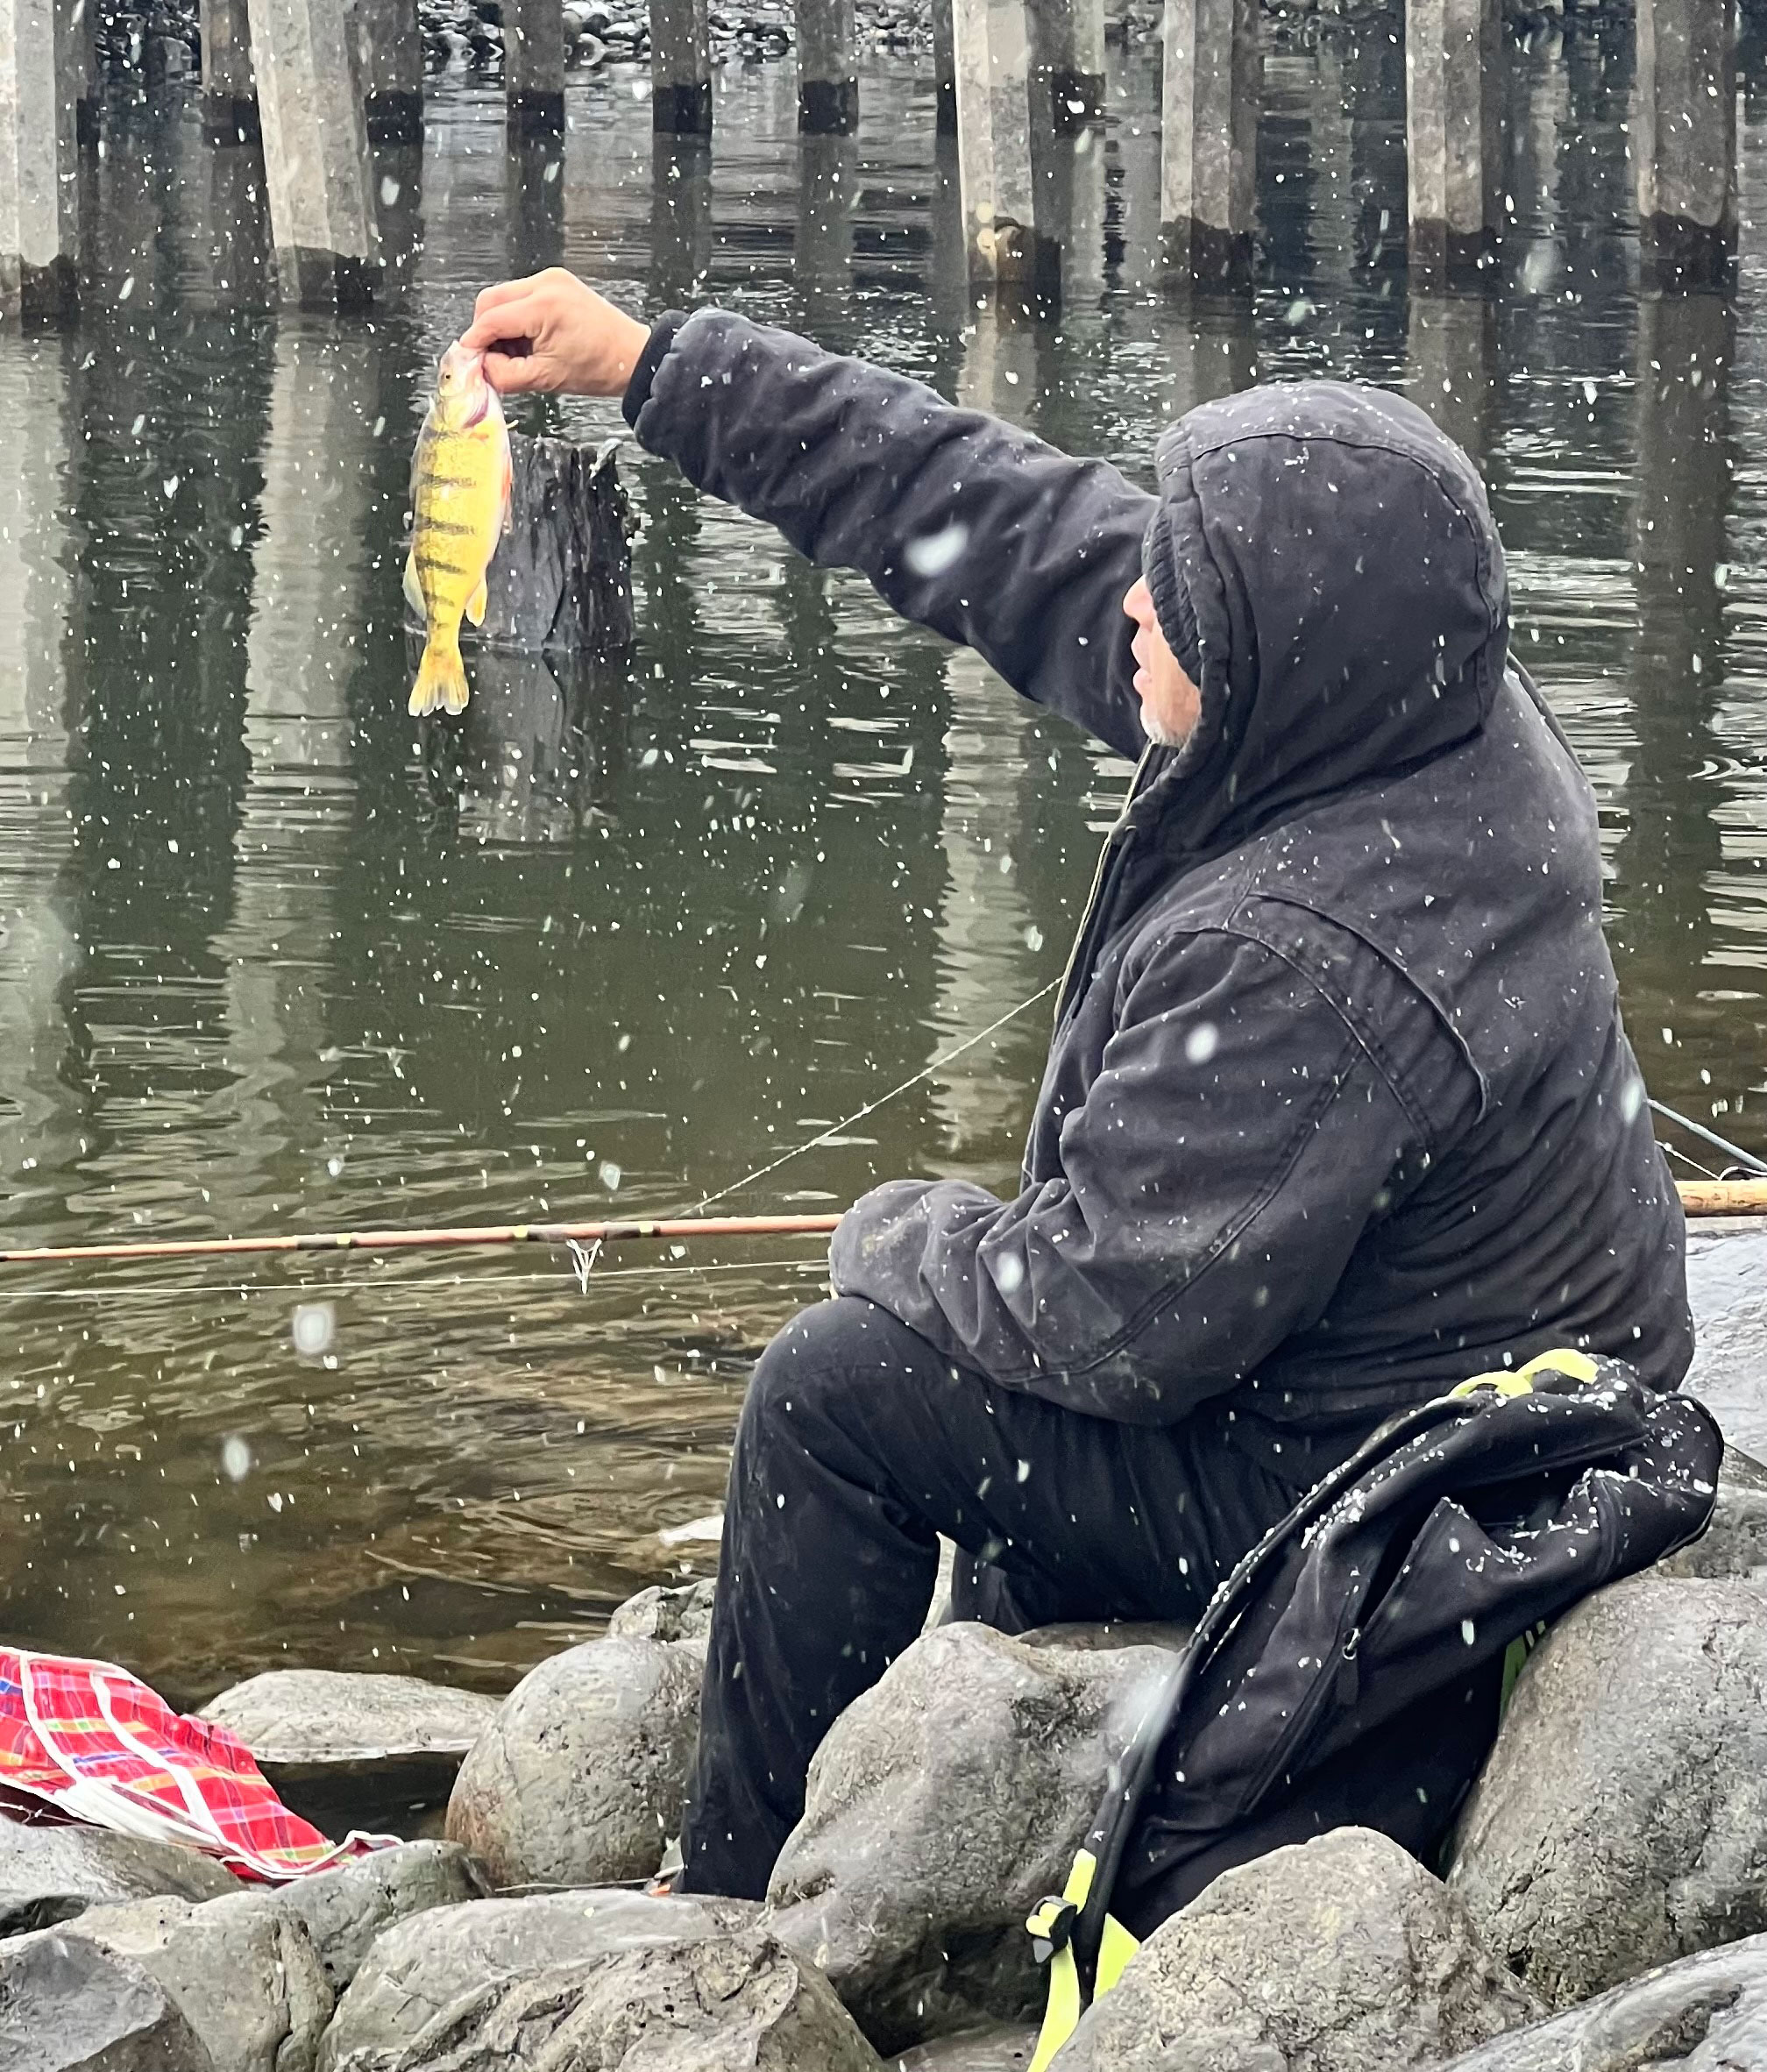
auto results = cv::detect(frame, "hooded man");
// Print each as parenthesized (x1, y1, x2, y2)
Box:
(461, 273, 1692, 1903)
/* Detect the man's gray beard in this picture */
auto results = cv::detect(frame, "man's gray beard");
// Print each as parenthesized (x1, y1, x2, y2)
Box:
(1141, 713, 1196, 749)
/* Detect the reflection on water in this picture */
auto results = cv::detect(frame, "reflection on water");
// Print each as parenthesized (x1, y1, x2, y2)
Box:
(1, 19, 1765, 1701)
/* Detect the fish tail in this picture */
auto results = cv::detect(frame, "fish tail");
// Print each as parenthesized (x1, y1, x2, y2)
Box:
(409, 634, 470, 718)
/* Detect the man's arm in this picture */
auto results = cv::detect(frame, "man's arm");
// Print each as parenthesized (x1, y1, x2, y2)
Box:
(460, 273, 1153, 758)
(829, 926, 1442, 1424)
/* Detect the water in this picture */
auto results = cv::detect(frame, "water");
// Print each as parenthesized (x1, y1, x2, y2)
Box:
(1, 12, 1764, 1707)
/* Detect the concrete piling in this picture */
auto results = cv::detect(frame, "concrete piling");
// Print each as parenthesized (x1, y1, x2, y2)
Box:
(1026, 0, 1104, 300)
(200, 0, 259, 144)
(933, 0, 955, 136)
(246, 0, 383, 305)
(0, 0, 77, 322)
(797, 0, 857, 134)
(1404, 0, 1502, 281)
(62, 0, 100, 147)
(505, 0, 565, 136)
(359, 0, 422, 144)
(1160, 0, 1260, 282)
(1635, 0, 1735, 287)
(1032, 0, 1103, 131)
(952, 0, 1050, 296)
(651, 0, 713, 135)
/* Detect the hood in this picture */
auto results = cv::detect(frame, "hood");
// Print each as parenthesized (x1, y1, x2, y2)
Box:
(1139, 380, 1510, 852)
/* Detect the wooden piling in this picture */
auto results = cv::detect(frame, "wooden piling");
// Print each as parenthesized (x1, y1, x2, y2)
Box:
(505, 0, 565, 137)
(1160, 0, 1260, 283)
(0, 0, 77, 322)
(246, 0, 383, 306)
(200, 0, 259, 144)
(359, 0, 422, 144)
(797, 0, 857, 134)
(62, 0, 100, 146)
(1404, 0, 1502, 283)
(933, 0, 955, 136)
(1636, 0, 1735, 288)
(650, 0, 713, 135)
(953, 0, 1052, 296)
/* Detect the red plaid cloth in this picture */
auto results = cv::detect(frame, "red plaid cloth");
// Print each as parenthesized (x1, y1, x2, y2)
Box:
(0, 1649, 397, 1881)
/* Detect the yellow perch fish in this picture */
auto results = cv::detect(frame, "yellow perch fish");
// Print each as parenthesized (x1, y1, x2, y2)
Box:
(404, 343, 512, 717)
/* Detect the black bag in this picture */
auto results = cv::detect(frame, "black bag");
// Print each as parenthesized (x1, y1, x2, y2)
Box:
(1024, 1351, 1722, 2071)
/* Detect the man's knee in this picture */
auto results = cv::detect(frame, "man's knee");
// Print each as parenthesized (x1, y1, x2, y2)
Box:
(741, 1296, 952, 1442)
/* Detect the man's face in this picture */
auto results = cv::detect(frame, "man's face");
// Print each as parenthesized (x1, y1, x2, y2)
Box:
(1123, 578, 1202, 749)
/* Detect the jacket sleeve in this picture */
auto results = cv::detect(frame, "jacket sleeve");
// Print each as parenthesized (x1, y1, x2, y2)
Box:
(622, 308, 1154, 758)
(828, 928, 1433, 1424)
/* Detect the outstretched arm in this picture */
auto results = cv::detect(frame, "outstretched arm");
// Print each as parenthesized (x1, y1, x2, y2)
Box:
(460, 272, 1153, 757)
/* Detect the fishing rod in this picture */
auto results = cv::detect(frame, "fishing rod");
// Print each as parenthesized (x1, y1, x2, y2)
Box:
(3, 1179, 1767, 1272)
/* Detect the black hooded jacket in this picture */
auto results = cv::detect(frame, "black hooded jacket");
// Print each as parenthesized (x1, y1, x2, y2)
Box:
(624, 312, 1692, 1479)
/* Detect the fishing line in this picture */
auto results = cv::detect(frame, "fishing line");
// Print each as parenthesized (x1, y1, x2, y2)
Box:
(1648, 1098, 1767, 1179)
(684, 979, 1060, 1217)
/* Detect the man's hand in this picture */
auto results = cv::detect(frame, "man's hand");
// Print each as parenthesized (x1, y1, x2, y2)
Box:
(458, 269, 651, 399)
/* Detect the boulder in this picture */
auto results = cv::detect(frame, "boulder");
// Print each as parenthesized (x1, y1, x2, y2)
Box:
(1448, 1576, 1767, 2008)
(1657, 1447, 1767, 1583)
(265, 1841, 487, 1995)
(1053, 1827, 1543, 2071)
(66, 1891, 331, 2072)
(201, 1672, 500, 1835)
(0, 1927, 216, 2069)
(765, 1621, 1174, 2053)
(1435, 1930, 1767, 2069)
(0, 1819, 238, 1936)
(326, 1925, 883, 2072)
(444, 1636, 700, 1887)
(898, 2027, 1039, 2069)
(605, 1576, 718, 1650)
(318, 1888, 758, 2067)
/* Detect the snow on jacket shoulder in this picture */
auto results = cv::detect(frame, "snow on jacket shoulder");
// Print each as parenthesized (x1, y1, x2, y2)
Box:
(625, 311, 1692, 1479)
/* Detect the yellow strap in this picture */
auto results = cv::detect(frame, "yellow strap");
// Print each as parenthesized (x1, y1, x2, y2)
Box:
(1027, 1850, 1097, 2072)
(1096, 1911, 1141, 1995)
(1447, 1346, 1596, 1400)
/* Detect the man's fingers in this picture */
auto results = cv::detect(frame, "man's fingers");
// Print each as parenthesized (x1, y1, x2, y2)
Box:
(472, 273, 543, 316)
(461, 290, 545, 352)
(481, 349, 550, 395)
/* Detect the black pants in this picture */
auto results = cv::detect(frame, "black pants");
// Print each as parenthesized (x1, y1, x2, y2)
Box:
(676, 1296, 1305, 1899)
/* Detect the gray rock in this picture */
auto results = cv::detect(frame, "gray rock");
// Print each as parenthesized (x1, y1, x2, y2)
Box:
(444, 1636, 700, 1888)
(1449, 1576, 1767, 2009)
(897, 2026, 1039, 2069)
(318, 1888, 758, 2067)
(329, 1925, 883, 2071)
(0, 1820, 238, 1936)
(766, 1622, 1174, 2053)
(0, 1927, 216, 2069)
(1434, 1930, 1767, 2069)
(201, 1672, 501, 1836)
(67, 1891, 331, 2072)
(605, 1577, 717, 1650)
(1657, 1447, 1767, 1583)
(1055, 1827, 1543, 2072)
(267, 1841, 488, 1995)
(1683, 1221, 1767, 1458)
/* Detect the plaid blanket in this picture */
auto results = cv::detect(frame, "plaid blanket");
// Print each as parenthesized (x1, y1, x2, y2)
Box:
(0, 1649, 397, 1880)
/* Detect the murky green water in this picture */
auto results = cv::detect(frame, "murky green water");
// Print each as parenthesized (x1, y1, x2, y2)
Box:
(1, 14, 1764, 1705)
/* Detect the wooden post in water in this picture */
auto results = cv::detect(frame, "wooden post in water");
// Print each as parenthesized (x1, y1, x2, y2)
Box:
(797, 0, 857, 134)
(0, 0, 77, 322)
(201, 0, 259, 142)
(1404, 0, 1502, 283)
(60, 0, 100, 146)
(505, 0, 565, 137)
(1027, 0, 1105, 300)
(246, 0, 382, 305)
(651, 0, 712, 135)
(359, 0, 422, 144)
(933, 0, 955, 136)
(952, 0, 1050, 297)
(1160, 0, 1260, 283)
(1635, 0, 1735, 288)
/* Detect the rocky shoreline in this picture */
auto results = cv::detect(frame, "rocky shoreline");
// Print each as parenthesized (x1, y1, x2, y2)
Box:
(9, 1450, 1767, 2069)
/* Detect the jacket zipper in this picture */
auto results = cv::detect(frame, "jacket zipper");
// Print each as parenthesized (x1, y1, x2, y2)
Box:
(1049, 743, 1159, 1037)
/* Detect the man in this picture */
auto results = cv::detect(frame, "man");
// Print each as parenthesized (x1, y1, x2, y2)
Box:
(461, 272, 1692, 1902)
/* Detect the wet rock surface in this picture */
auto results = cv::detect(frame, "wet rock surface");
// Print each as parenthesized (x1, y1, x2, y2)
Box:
(0, 1819, 238, 1937)
(267, 1841, 488, 1996)
(1054, 1827, 1543, 2071)
(0, 1927, 216, 2071)
(605, 1575, 718, 1650)
(317, 1887, 758, 2066)
(65, 1891, 331, 2072)
(330, 1923, 884, 2072)
(1448, 1575, 1767, 2009)
(766, 1621, 1172, 2053)
(1657, 1445, 1767, 1582)
(444, 1634, 701, 1887)
(898, 2026, 1039, 2069)
(1433, 1932, 1767, 2069)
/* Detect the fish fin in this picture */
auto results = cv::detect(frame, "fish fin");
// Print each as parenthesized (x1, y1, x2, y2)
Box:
(409, 636, 470, 718)
(465, 574, 489, 628)
(402, 549, 427, 625)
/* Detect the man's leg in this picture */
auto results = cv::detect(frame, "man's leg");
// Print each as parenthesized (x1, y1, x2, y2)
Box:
(676, 1295, 1302, 1899)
